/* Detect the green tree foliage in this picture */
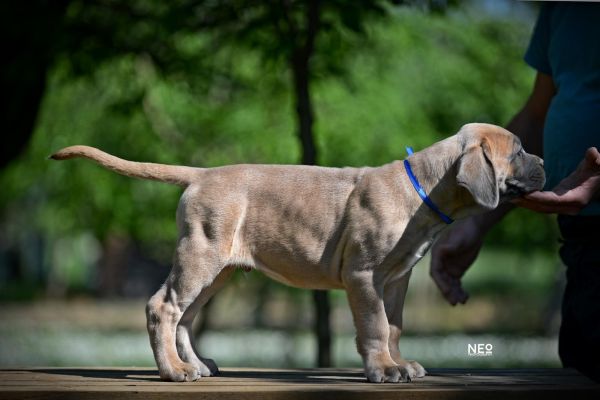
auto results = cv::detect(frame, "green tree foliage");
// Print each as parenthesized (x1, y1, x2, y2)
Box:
(0, 4, 555, 293)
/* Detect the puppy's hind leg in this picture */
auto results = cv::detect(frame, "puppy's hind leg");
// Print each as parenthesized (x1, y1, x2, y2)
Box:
(146, 236, 223, 382)
(176, 266, 235, 377)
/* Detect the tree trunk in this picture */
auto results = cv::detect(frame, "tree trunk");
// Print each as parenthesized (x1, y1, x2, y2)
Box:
(312, 290, 332, 367)
(292, 56, 317, 166)
(97, 234, 130, 297)
(289, 0, 331, 368)
(0, 1, 69, 168)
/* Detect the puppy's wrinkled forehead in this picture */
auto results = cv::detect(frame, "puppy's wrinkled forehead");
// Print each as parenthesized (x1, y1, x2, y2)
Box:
(461, 123, 521, 165)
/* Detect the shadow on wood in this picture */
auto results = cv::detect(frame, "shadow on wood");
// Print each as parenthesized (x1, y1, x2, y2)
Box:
(1, 368, 598, 400)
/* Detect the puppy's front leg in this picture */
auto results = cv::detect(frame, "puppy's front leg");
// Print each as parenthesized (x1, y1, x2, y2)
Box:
(384, 271, 426, 379)
(345, 271, 408, 383)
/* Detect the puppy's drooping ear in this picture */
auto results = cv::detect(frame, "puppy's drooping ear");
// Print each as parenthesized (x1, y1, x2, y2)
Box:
(456, 139, 499, 209)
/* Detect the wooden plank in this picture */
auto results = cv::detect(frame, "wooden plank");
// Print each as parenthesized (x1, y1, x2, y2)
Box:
(0, 368, 597, 400)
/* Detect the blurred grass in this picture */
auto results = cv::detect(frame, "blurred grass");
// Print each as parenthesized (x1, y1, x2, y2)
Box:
(0, 247, 562, 368)
(0, 328, 559, 369)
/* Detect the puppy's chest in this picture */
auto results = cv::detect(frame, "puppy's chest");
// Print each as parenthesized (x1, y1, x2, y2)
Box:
(383, 235, 436, 280)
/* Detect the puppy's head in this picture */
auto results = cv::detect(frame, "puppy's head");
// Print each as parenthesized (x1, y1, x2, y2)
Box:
(456, 123, 545, 210)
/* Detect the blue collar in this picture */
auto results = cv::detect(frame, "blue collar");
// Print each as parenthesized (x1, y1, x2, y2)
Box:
(403, 147, 454, 224)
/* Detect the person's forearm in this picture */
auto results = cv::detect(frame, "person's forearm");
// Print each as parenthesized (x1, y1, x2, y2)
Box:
(505, 106, 545, 157)
(471, 202, 514, 233)
(505, 72, 554, 157)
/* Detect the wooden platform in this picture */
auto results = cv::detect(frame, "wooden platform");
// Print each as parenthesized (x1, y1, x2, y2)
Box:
(1, 368, 598, 400)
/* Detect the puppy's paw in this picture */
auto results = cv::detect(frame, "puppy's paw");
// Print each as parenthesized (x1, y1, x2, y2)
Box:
(392, 357, 426, 379)
(160, 362, 202, 382)
(365, 354, 415, 383)
(177, 350, 219, 377)
(366, 363, 415, 383)
(408, 360, 426, 378)
(198, 357, 219, 377)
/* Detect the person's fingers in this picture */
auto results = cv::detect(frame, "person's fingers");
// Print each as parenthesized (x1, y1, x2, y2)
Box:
(448, 282, 468, 306)
(448, 288, 459, 306)
(584, 147, 600, 169)
(512, 195, 582, 214)
(430, 222, 481, 306)
(431, 244, 469, 305)
(431, 270, 457, 305)
(457, 287, 469, 304)
(430, 259, 452, 295)
(521, 190, 562, 203)
(430, 246, 457, 304)
(513, 188, 586, 212)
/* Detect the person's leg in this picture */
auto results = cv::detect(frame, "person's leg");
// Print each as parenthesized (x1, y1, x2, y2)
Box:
(557, 215, 600, 383)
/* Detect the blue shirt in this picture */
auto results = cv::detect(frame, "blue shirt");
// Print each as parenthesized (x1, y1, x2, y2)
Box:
(525, 3, 600, 215)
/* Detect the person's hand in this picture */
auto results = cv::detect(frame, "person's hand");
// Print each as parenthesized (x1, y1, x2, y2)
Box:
(430, 218, 485, 306)
(513, 147, 600, 214)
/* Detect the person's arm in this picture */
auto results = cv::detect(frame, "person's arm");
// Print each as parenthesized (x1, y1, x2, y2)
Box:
(508, 72, 555, 157)
(429, 72, 555, 305)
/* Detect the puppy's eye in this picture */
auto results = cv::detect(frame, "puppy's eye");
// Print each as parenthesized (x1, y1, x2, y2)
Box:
(511, 148, 524, 163)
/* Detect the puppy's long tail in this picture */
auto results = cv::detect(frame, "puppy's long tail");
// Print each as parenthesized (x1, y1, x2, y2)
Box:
(49, 145, 200, 186)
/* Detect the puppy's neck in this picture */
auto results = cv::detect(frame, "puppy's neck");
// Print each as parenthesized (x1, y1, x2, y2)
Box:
(404, 136, 480, 221)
